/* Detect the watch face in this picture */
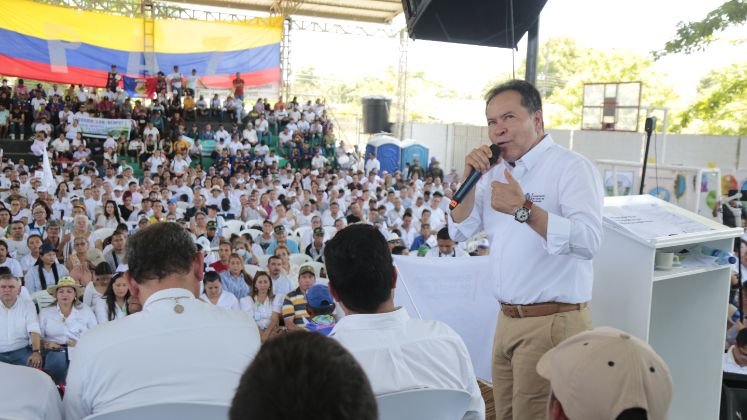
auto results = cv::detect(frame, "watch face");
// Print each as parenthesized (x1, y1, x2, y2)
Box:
(515, 207, 530, 222)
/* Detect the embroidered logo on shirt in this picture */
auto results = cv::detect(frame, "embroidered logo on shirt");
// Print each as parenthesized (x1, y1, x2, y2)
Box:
(526, 193, 545, 203)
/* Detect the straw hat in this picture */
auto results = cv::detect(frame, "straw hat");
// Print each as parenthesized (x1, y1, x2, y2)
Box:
(47, 276, 84, 298)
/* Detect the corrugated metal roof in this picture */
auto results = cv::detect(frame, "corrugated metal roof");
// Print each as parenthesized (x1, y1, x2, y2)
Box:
(168, 0, 403, 23)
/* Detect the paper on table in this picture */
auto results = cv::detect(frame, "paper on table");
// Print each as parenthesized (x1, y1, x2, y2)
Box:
(604, 202, 713, 241)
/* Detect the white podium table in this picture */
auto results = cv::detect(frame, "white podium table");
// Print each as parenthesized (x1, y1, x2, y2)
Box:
(592, 195, 742, 420)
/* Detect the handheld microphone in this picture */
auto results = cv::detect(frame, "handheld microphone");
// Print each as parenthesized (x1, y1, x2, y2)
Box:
(449, 144, 501, 210)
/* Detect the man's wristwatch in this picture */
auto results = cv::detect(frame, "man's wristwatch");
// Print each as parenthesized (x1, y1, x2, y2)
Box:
(514, 198, 533, 223)
(32, 349, 41, 353)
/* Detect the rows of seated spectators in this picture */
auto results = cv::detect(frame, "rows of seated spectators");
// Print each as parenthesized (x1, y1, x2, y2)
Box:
(0, 129, 474, 387)
(0, 70, 342, 171)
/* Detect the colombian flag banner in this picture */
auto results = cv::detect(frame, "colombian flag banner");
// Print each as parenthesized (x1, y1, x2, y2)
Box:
(123, 76, 157, 99)
(0, 0, 282, 89)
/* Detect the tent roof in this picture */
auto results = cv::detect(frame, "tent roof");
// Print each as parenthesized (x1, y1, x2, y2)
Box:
(168, 0, 404, 24)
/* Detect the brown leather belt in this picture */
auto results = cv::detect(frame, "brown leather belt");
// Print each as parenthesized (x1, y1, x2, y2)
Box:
(500, 302, 588, 319)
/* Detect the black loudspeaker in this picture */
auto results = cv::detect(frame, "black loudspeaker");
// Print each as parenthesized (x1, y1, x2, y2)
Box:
(401, 0, 547, 48)
(361, 96, 391, 134)
(721, 373, 747, 420)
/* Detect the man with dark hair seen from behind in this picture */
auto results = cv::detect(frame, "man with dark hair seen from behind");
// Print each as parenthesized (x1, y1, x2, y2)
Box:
(450, 79, 603, 418)
(230, 331, 377, 420)
(64, 223, 261, 419)
(324, 224, 485, 419)
(537, 326, 672, 420)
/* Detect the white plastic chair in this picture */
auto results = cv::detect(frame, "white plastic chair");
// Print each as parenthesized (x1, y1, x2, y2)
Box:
(93, 227, 115, 242)
(376, 388, 472, 420)
(243, 230, 261, 241)
(244, 264, 261, 278)
(84, 402, 230, 420)
(305, 261, 325, 280)
(293, 226, 311, 241)
(224, 219, 245, 235)
(31, 290, 55, 310)
(256, 254, 272, 268)
(289, 253, 312, 266)
(323, 226, 338, 240)
(244, 219, 263, 230)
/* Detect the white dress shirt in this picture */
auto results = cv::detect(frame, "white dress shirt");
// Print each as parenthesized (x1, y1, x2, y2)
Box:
(723, 346, 747, 374)
(425, 247, 469, 258)
(93, 297, 128, 324)
(0, 297, 40, 352)
(63, 287, 261, 420)
(20, 254, 39, 274)
(200, 291, 240, 310)
(331, 307, 485, 420)
(239, 294, 282, 330)
(271, 275, 292, 299)
(82, 282, 104, 308)
(449, 135, 603, 304)
(365, 158, 381, 175)
(0, 362, 63, 420)
(39, 304, 97, 352)
(0, 257, 24, 278)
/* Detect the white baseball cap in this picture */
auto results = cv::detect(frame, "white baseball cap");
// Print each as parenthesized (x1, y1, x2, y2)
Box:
(537, 327, 672, 420)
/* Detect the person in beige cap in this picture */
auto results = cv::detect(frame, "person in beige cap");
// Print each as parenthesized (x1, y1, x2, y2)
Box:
(537, 326, 672, 420)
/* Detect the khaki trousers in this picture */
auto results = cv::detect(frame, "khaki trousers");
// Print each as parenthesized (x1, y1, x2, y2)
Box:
(492, 307, 592, 420)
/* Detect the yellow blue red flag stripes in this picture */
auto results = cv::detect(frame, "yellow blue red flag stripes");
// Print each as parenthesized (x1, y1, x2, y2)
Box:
(0, 0, 282, 89)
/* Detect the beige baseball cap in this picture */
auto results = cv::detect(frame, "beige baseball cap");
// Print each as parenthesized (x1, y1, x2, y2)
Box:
(537, 327, 672, 420)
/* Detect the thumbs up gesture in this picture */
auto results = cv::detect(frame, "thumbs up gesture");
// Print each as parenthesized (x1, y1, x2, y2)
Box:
(490, 169, 525, 215)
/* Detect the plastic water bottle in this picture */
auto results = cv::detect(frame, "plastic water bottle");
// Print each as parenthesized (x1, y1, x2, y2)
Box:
(701, 246, 737, 265)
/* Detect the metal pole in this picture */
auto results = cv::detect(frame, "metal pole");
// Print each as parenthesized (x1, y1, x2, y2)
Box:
(396, 29, 409, 141)
(280, 17, 292, 100)
(524, 20, 539, 84)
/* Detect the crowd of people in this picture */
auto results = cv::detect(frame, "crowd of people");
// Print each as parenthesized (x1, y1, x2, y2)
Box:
(0, 68, 348, 172)
(0, 81, 483, 402)
(0, 77, 680, 420)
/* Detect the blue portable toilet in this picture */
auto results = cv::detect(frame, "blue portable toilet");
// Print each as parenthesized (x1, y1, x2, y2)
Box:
(400, 139, 430, 173)
(365, 134, 401, 175)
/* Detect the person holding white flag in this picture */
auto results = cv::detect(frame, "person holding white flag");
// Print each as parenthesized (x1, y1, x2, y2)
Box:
(41, 141, 57, 195)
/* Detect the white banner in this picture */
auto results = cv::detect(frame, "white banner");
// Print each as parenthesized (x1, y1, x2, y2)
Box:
(393, 255, 498, 382)
(77, 116, 131, 139)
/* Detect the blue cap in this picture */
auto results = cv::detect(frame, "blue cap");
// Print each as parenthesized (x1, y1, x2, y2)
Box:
(306, 284, 333, 309)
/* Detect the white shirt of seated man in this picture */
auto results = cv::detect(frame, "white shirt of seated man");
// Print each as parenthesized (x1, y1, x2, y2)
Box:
(63, 224, 261, 420)
(328, 226, 485, 420)
(0, 363, 63, 420)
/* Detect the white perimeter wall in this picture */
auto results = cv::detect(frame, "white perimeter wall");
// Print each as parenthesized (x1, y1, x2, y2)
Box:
(396, 122, 745, 176)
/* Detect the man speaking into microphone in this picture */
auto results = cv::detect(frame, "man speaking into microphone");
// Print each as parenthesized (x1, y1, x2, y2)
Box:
(449, 80, 603, 419)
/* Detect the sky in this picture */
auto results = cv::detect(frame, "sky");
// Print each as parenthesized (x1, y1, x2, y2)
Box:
(288, 0, 744, 113)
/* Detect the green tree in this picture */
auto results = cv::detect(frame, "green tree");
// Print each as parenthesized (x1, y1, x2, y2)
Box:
(652, 0, 746, 58)
(654, 0, 747, 135)
(291, 64, 457, 123)
(548, 51, 677, 129)
(673, 64, 747, 135)
(499, 38, 678, 129)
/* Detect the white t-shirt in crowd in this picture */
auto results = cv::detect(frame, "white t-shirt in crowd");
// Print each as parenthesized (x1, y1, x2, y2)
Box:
(199, 291, 240, 310)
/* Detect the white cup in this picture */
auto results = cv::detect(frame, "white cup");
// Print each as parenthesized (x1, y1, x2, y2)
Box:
(655, 252, 680, 270)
